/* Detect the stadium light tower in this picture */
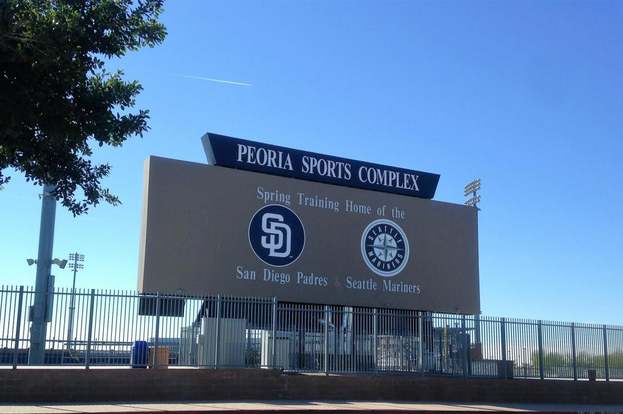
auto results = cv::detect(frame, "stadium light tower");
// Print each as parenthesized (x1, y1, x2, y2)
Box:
(66, 252, 85, 349)
(464, 178, 482, 348)
(464, 178, 481, 210)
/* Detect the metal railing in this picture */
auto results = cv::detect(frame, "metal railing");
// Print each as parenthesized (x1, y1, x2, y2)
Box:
(0, 285, 622, 380)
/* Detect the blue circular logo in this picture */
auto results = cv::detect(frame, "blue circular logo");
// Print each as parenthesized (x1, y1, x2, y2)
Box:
(361, 219, 410, 277)
(249, 204, 305, 267)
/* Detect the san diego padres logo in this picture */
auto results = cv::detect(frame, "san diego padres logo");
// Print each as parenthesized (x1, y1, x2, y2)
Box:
(361, 219, 409, 277)
(249, 204, 305, 267)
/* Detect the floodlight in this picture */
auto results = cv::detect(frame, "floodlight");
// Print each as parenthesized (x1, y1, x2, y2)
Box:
(27, 258, 37, 266)
(464, 179, 481, 197)
(464, 195, 481, 207)
(463, 178, 482, 210)
(52, 258, 68, 269)
(69, 253, 85, 262)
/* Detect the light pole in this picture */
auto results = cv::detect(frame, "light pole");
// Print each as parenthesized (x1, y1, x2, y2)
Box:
(66, 253, 85, 350)
(29, 183, 57, 364)
(28, 181, 63, 365)
(464, 179, 482, 356)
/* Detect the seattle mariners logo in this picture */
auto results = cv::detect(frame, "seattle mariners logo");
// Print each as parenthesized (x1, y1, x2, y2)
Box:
(361, 219, 409, 277)
(249, 204, 305, 267)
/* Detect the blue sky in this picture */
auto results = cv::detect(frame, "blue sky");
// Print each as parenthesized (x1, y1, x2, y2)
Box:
(1, 1, 622, 324)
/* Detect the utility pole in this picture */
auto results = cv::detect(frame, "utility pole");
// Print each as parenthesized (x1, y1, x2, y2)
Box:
(29, 183, 57, 364)
(66, 253, 84, 349)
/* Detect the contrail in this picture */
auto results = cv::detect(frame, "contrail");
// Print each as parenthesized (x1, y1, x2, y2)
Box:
(180, 75, 252, 87)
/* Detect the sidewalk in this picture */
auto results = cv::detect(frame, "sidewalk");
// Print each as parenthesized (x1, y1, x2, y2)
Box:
(1, 401, 623, 414)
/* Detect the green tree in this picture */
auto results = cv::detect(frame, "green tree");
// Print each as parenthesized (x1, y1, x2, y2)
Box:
(0, 0, 166, 215)
(532, 350, 623, 370)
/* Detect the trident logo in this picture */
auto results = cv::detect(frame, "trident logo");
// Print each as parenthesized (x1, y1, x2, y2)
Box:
(260, 213, 292, 258)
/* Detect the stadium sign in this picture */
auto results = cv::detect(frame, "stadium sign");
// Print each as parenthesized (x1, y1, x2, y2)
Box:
(138, 152, 480, 314)
(202, 133, 440, 199)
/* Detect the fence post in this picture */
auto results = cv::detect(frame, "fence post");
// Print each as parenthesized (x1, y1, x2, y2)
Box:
(571, 322, 577, 381)
(500, 318, 507, 361)
(152, 293, 161, 368)
(373, 308, 378, 371)
(214, 295, 221, 368)
(85, 289, 96, 369)
(500, 317, 507, 378)
(271, 297, 277, 369)
(537, 320, 544, 380)
(12, 286, 25, 369)
(603, 325, 609, 382)
(324, 305, 329, 375)
(461, 315, 468, 377)
(417, 311, 423, 373)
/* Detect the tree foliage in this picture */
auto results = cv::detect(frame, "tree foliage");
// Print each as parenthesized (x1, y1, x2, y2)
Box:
(532, 350, 623, 370)
(0, 0, 166, 214)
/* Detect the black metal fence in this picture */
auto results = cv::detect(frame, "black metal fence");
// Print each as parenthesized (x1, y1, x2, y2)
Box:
(0, 286, 621, 380)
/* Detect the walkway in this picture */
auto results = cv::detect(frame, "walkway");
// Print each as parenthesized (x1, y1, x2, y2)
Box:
(1, 401, 623, 414)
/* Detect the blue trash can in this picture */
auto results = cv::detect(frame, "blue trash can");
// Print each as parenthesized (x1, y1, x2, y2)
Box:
(130, 340, 148, 368)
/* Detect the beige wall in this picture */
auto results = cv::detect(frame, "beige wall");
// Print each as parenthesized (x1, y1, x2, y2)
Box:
(138, 156, 480, 314)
